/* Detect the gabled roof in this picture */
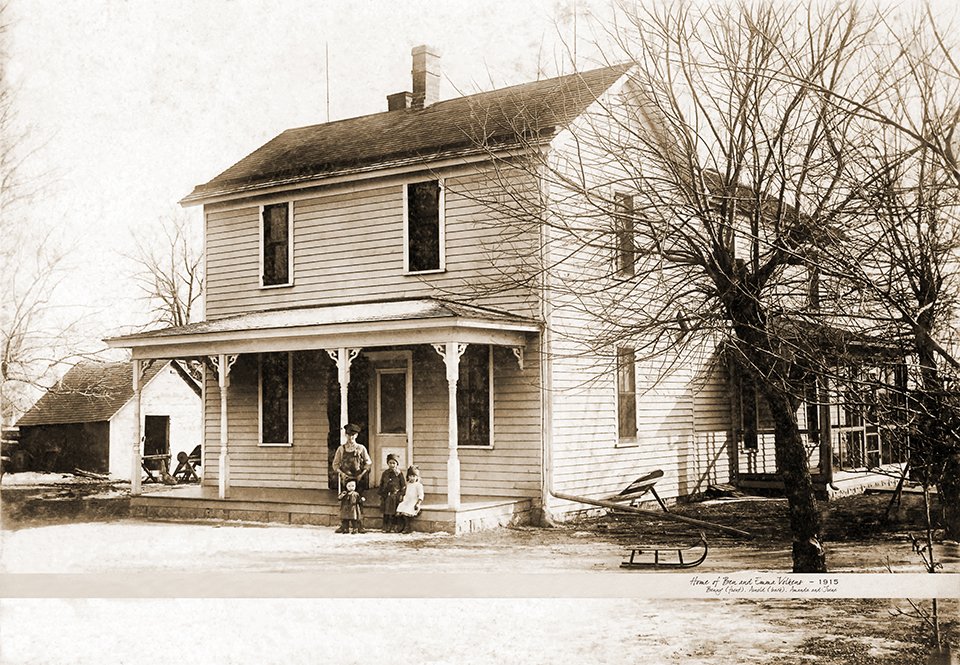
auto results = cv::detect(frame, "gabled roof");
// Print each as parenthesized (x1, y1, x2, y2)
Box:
(182, 64, 630, 204)
(16, 361, 196, 427)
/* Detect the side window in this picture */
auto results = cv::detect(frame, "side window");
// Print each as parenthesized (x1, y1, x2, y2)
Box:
(616, 347, 637, 441)
(405, 180, 444, 273)
(741, 374, 759, 451)
(457, 345, 492, 446)
(614, 192, 635, 277)
(262, 202, 292, 287)
(260, 352, 292, 445)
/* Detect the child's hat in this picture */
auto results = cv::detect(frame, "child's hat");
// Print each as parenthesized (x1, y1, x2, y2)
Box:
(386, 453, 398, 464)
(406, 464, 419, 477)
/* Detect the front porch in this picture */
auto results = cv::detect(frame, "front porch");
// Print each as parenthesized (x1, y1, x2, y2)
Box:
(106, 298, 544, 526)
(130, 484, 534, 534)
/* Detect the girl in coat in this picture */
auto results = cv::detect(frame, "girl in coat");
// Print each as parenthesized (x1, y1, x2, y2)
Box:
(378, 454, 406, 532)
(395, 465, 424, 534)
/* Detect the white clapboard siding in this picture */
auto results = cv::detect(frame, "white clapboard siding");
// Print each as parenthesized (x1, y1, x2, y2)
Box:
(202, 351, 330, 490)
(409, 344, 541, 499)
(542, 84, 735, 508)
(204, 165, 541, 320)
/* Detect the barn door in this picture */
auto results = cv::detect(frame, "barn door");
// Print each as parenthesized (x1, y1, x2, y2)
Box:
(143, 415, 170, 470)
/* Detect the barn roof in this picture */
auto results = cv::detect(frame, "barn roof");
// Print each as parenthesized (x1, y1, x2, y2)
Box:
(16, 361, 195, 427)
(181, 64, 630, 204)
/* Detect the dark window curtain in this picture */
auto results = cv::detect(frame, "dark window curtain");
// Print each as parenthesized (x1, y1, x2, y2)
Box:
(614, 193, 635, 276)
(263, 203, 290, 285)
(741, 373, 758, 450)
(457, 345, 490, 446)
(407, 181, 441, 272)
(617, 347, 637, 439)
(261, 352, 290, 443)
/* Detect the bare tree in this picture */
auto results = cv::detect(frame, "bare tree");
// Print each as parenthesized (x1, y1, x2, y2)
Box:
(453, 2, 907, 572)
(129, 211, 203, 329)
(0, 3, 95, 425)
(817, 6, 960, 539)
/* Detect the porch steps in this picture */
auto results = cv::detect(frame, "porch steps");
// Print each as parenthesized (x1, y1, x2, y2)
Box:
(130, 487, 534, 534)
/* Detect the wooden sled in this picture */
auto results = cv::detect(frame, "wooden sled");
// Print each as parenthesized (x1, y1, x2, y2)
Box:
(621, 532, 708, 570)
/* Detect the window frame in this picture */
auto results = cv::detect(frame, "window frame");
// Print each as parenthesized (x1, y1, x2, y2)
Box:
(258, 351, 294, 447)
(403, 179, 446, 275)
(457, 344, 494, 449)
(613, 191, 636, 277)
(259, 201, 294, 289)
(615, 347, 638, 447)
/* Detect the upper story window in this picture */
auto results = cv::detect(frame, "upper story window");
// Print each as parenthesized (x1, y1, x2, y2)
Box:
(614, 192, 635, 277)
(260, 352, 292, 445)
(457, 344, 492, 447)
(616, 347, 637, 441)
(404, 179, 445, 273)
(261, 202, 293, 287)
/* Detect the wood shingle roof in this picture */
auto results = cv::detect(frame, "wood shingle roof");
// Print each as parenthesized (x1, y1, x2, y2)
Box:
(18, 361, 173, 426)
(182, 64, 629, 204)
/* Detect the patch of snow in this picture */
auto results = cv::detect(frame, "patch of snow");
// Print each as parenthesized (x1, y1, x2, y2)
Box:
(1, 472, 84, 486)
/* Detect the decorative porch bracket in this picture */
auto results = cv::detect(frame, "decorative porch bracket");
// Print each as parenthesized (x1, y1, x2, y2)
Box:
(433, 342, 467, 510)
(209, 354, 238, 499)
(325, 348, 362, 443)
(130, 359, 154, 496)
(512, 346, 525, 371)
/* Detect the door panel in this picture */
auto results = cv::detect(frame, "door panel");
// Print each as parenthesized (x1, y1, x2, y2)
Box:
(369, 362, 412, 483)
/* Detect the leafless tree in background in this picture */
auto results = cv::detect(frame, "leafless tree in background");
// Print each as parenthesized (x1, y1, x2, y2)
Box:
(0, 3, 95, 424)
(129, 211, 203, 329)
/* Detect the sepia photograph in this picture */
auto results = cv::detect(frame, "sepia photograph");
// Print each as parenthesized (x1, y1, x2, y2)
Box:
(1, 1, 958, 663)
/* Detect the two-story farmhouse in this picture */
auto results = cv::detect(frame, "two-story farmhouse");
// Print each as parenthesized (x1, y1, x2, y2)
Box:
(108, 47, 895, 532)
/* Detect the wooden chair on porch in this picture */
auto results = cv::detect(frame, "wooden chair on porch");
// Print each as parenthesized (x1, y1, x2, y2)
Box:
(172, 445, 202, 483)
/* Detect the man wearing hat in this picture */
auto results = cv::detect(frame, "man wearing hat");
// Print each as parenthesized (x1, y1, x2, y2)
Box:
(332, 423, 372, 491)
(378, 453, 406, 532)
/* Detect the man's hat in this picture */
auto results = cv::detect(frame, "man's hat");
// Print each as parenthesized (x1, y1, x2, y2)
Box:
(344, 423, 361, 435)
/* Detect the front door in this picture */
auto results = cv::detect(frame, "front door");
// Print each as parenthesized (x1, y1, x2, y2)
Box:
(367, 353, 413, 484)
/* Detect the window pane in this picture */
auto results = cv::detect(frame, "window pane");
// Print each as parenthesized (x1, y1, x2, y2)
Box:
(407, 181, 441, 272)
(379, 372, 406, 434)
(261, 352, 289, 443)
(615, 193, 635, 276)
(617, 348, 636, 439)
(457, 345, 490, 446)
(263, 203, 290, 285)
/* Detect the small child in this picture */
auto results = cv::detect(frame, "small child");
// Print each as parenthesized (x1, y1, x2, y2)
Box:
(395, 465, 424, 534)
(337, 479, 365, 534)
(378, 454, 406, 532)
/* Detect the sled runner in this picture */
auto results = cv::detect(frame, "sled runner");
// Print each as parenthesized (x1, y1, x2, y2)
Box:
(620, 532, 708, 569)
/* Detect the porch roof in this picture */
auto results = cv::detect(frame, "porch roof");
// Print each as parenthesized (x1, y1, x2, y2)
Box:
(105, 298, 540, 359)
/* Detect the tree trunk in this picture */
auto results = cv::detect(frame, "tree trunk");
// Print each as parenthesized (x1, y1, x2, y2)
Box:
(767, 391, 828, 572)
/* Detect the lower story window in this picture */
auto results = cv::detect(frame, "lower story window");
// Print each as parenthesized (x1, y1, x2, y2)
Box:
(457, 345, 491, 446)
(830, 365, 906, 469)
(260, 352, 292, 445)
(617, 347, 637, 440)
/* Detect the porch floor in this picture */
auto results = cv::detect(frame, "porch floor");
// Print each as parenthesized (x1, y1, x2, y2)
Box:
(130, 485, 535, 534)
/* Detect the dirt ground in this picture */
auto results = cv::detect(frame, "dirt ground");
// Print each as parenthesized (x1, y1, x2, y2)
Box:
(1, 474, 958, 665)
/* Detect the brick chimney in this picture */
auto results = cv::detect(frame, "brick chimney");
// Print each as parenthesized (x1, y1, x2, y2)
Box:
(411, 45, 440, 109)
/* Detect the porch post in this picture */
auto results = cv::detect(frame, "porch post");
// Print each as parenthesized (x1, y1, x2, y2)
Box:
(434, 342, 467, 510)
(326, 348, 361, 443)
(130, 359, 144, 496)
(211, 354, 238, 499)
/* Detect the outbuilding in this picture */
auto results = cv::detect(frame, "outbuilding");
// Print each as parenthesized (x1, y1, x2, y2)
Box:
(16, 360, 201, 480)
